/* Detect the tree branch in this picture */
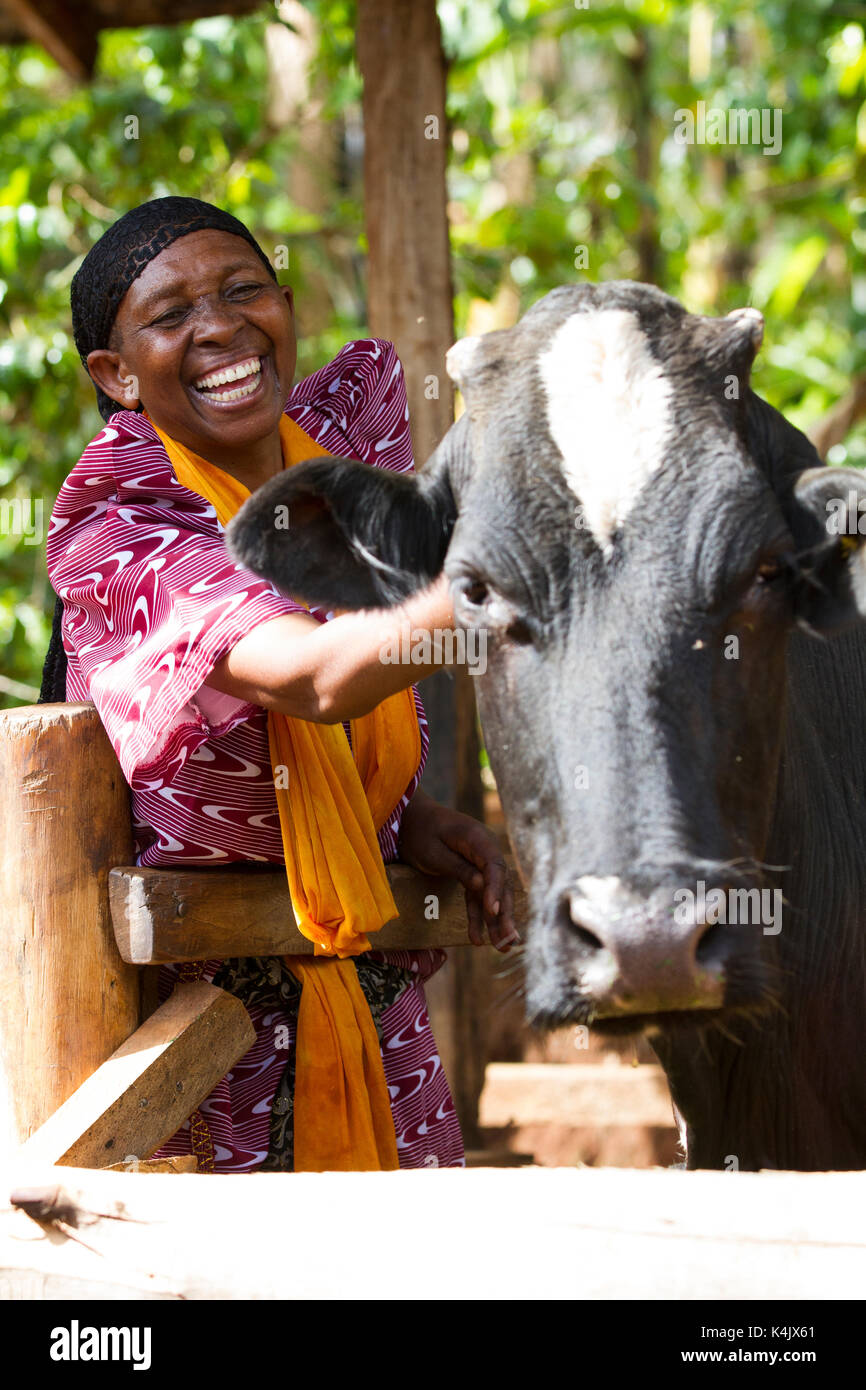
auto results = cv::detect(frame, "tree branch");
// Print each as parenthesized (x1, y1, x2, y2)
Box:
(808, 373, 866, 459)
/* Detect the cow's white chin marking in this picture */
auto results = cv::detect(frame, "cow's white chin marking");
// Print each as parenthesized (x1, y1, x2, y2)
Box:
(538, 309, 673, 553)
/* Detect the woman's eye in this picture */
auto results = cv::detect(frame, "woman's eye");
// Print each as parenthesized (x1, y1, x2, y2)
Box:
(152, 308, 187, 327)
(150, 284, 263, 326)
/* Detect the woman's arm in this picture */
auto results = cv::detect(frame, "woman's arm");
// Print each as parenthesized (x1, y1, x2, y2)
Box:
(209, 575, 519, 949)
(207, 572, 456, 722)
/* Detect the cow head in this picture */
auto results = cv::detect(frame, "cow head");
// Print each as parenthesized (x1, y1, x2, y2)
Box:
(226, 283, 866, 1036)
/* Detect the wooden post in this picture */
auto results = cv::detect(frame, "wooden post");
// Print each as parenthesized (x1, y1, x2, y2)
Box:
(0, 704, 140, 1157)
(266, 2, 341, 337)
(356, 0, 455, 463)
(356, 0, 480, 820)
(356, 0, 488, 1147)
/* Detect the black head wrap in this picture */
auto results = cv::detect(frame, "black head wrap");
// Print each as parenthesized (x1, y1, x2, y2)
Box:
(42, 198, 277, 704)
(71, 195, 278, 422)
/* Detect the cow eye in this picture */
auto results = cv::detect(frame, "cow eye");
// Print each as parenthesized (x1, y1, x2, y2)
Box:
(738, 553, 796, 612)
(757, 560, 782, 583)
(462, 578, 489, 607)
(755, 555, 794, 588)
(452, 573, 537, 643)
(451, 573, 490, 611)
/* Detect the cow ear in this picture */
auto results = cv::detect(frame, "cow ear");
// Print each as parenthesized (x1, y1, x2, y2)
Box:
(225, 444, 457, 611)
(786, 467, 866, 633)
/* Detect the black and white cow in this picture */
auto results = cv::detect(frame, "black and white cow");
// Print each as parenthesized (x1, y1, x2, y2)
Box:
(228, 282, 866, 1171)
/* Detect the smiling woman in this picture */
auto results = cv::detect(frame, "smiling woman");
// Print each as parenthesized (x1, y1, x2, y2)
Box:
(39, 196, 516, 1175)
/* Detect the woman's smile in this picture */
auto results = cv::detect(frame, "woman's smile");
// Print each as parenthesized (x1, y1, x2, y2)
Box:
(190, 352, 271, 410)
(193, 353, 263, 399)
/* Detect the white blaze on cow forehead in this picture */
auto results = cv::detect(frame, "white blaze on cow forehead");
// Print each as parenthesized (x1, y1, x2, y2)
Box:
(538, 309, 674, 551)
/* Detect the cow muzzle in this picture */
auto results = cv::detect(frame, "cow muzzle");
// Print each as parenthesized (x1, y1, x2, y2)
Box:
(545, 873, 757, 1021)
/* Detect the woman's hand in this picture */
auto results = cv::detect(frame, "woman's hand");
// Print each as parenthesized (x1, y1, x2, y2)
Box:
(397, 790, 520, 952)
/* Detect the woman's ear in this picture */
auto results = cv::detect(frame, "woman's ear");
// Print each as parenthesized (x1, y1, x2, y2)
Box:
(86, 349, 140, 411)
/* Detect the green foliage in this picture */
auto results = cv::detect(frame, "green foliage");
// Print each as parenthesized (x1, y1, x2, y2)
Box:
(442, 0, 866, 444)
(2, 0, 866, 702)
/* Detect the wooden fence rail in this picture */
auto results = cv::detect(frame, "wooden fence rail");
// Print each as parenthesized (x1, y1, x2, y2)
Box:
(2, 1163, 864, 1300)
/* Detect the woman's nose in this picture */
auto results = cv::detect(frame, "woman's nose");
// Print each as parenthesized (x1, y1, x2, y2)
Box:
(190, 298, 246, 341)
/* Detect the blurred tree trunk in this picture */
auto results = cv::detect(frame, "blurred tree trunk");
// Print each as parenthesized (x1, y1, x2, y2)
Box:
(809, 374, 866, 459)
(266, 2, 339, 337)
(356, 0, 456, 466)
(625, 27, 661, 287)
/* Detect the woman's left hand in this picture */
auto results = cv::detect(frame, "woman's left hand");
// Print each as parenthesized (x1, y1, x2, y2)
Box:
(397, 790, 519, 952)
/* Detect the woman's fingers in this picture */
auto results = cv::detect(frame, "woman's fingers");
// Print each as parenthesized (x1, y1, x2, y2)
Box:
(417, 814, 521, 951)
(423, 840, 484, 892)
(465, 886, 486, 947)
(483, 867, 519, 950)
(452, 829, 521, 951)
(452, 831, 519, 951)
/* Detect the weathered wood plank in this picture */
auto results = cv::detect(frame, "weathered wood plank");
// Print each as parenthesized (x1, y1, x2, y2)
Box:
(0, 703, 140, 1158)
(479, 1063, 677, 1129)
(104, 1156, 198, 1174)
(19, 983, 254, 1168)
(1, 1164, 864, 1301)
(109, 862, 491, 963)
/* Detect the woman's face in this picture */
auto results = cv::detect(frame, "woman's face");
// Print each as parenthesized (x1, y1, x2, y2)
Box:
(86, 228, 297, 458)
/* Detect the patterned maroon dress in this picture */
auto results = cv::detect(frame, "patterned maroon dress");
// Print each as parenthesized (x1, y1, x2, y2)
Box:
(46, 338, 465, 1172)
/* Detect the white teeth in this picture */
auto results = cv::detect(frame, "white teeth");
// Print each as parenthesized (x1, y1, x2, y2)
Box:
(194, 356, 262, 391)
(202, 378, 261, 403)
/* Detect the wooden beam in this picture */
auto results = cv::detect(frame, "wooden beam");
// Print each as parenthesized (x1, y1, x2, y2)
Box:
(108, 860, 504, 963)
(2, 1163, 865, 1300)
(0, 704, 140, 1157)
(479, 1063, 677, 1129)
(1, 0, 98, 79)
(19, 982, 255, 1168)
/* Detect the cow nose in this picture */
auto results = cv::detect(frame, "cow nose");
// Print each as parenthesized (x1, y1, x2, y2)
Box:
(561, 876, 729, 1017)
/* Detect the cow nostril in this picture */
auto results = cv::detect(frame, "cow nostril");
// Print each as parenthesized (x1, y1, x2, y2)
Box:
(570, 921, 604, 952)
(560, 898, 605, 953)
(695, 919, 727, 968)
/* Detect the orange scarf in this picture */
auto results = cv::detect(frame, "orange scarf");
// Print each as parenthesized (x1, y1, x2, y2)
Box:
(152, 410, 422, 1171)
